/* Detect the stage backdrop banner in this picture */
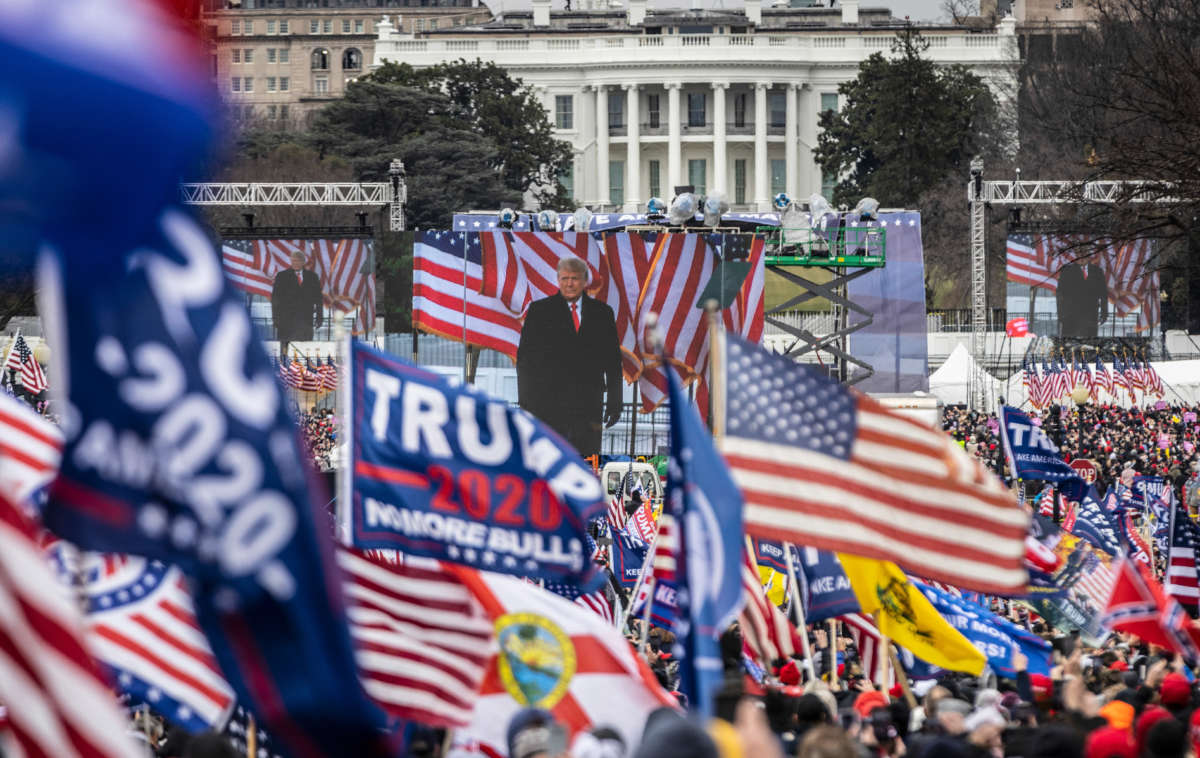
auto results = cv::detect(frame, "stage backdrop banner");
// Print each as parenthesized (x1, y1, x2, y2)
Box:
(348, 339, 607, 589)
(221, 237, 376, 335)
(1005, 233, 1158, 337)
(847, 212, 929, 393)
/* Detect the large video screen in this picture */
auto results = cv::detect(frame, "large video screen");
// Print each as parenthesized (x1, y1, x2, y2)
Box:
(221, 237, 376, 336)
(1005, 233, 1158, 338)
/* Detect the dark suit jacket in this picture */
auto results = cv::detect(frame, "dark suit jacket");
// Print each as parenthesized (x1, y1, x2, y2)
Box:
(517, 293, 622, 457)
(271, 268, 324, 342)
(1056, 262, 1108, 338)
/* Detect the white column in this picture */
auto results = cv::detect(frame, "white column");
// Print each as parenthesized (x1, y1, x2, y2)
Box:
(753, 82, 769, 211)
(712, 82, 728, 197)
(798, 82, 817, 197)
(596, 85, 609, 207)
(667, 82, 682, 193)
(625, 84, 641, 212)
(785, 83, 798, 201)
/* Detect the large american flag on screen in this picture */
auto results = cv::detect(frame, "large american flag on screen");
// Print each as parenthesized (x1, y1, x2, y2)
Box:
(717, 333, 1028, 596)
(415, 231, 765, 411)
(1006, 233, 1160, 333)
(221, 238, 376, 334)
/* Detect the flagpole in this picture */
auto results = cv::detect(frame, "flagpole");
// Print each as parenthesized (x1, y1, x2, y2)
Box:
(826, 619, 840, 692)
(705, 300, 725, 439)
(887, 645, 918, 708)
(782, 541, 817, 682)
(334, 316, 351, 545)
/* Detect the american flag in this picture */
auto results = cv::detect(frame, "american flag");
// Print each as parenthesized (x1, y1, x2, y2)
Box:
(0, 393, 63, 505)
(480, 232, 605, 316)
(1022, 362, 1040, 409)
(1094, 358, 1114, 398)
(319, 356, 339, 393)
(413, 231, 523, 359)
(220, 242, 273, 297)
(543, 577, 617, 626)
(599, 232, 657, 380)
(336, 549, 493, 727)
(739, 545, 801, 666)
(0, 495, 140, 758)
(1127, 360, 1146, 392)
(1166, 500, 1200, 615)
(221, 238, 376, 334)
(47, 550, 237, 731)
(4, 334, 48, 395)
(1145, 361, 1165, 397)
(1112, 358, 1131, 396)
(1006, 234, 1159, 333)
(607, 495, 626, 531)
(838, 613, 893, 687)
(718, 333, 1028, 596)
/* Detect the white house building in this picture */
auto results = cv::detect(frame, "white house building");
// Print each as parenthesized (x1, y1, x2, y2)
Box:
(373, 1, 1017, 212)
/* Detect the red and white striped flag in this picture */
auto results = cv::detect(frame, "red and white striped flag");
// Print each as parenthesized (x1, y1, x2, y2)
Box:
(838, 613, 893, 687)
(606, 495, 626, 531)
(480, 232, 604, 316)
(413, 232, 523, 359)
(337, 549, 493, 728)
(0, 495, 139, 758)
(4, 334, 48, 395)
(0, 393, 63, 505)
(48, 549, 238, 732)
(598, 233, 656, 381)
(739, 546, 802, 666)
(718, 334, 1028, 596)
(220, 242, 273, 297)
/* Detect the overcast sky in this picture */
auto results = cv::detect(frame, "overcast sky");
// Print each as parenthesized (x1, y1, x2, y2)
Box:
(481, 0, 949, 23)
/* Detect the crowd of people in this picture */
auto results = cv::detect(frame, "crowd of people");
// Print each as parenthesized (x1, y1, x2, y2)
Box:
(943, 403, 1200, 495)
(298, 407, 338, 471)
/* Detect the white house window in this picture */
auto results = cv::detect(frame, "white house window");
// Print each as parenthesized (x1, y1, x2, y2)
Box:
(232, 49, 241, 63)
(342, 48, 362, 69)
(314, 77, 329, 94)
(279, 48, 289, 63)
(267, 20, 277, 34)
(310, 20, 319, 33)
(267, 48, 276, 63)
(243, 77, 253, 93)
(267, 76, 277, 92)
(231, 77, 241, 92)
(231, 19, 241, 35)
(354, 19, 364, 33)
(342, 19, 351, 33)
(280, 76, 290, 91)
(311, 48, 329, 70)
(243, 48, 254, 63)
(279, 20, 289, 33)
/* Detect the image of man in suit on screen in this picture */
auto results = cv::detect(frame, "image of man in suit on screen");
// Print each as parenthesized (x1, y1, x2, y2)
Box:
(1056, 259, 1108, 338)
(271, 250, 324, 360)
(517, 257, 622, 458)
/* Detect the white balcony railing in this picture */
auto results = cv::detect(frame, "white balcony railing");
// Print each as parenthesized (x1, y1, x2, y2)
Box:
(375, 31, 1015, 67)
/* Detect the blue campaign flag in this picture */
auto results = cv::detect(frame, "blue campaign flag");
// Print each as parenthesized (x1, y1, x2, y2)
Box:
(754, 538, 790, 573)
(1000, 406, 1082, 484)
(16, 6, 394, 754)
(911, 581, 1052, 678)
(612, 530, 649, 589)
(349, 340, 606, 589)
(795, 547, 861, 623)
(667, 368, 744, 720)
(1060, 483, 1122, 557)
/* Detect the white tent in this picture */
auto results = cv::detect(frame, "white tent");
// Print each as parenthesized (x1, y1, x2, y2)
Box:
(928, 342, 1005, 412)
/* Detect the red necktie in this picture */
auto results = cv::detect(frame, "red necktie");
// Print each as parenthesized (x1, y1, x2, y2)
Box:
(297, 270, 303, 286)
(571, 302, 580, 332)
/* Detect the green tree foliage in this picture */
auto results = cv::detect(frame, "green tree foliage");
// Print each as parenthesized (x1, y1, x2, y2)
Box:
(365, 59, 573, 208)
(814, 27, 1002, 209)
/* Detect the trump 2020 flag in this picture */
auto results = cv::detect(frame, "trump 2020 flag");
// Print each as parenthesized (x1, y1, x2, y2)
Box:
(348, 340, 606, 588)
(667, 367, 744, 719)
(1000, 406, 1082, 484)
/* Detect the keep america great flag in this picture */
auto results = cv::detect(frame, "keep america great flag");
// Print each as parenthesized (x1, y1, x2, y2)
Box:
(715, 334, 1028, 596)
